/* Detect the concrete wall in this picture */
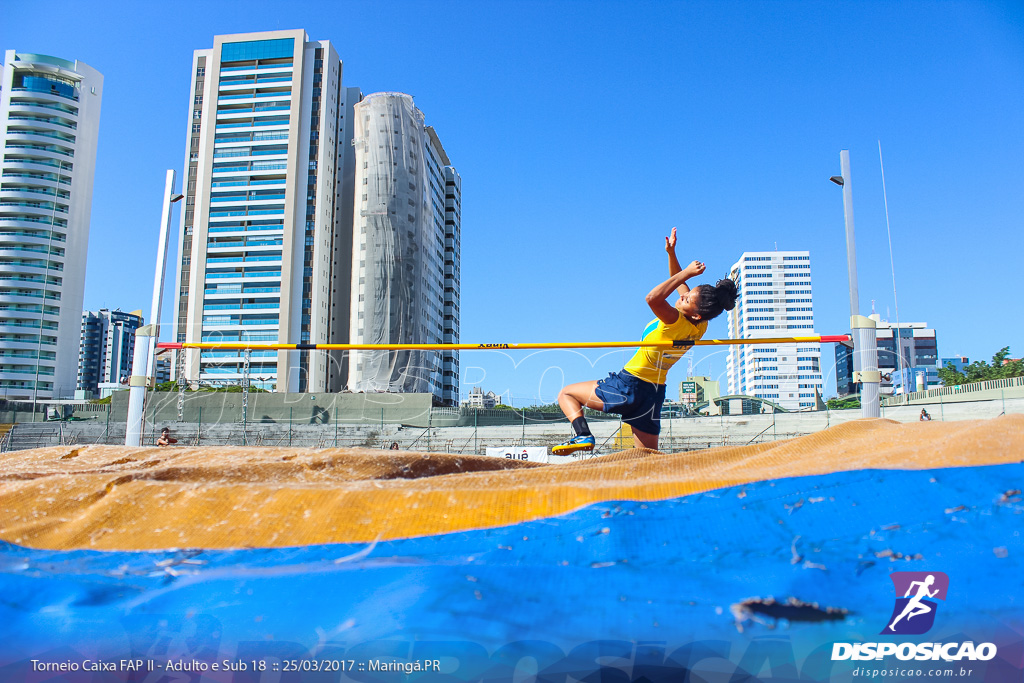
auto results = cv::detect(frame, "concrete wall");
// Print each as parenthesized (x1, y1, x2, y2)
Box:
(881, 376, 1024, 406)
(110, 390, 439, 427)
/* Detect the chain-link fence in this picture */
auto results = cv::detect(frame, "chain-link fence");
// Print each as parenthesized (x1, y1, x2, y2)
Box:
(3, 394, 1020, 454)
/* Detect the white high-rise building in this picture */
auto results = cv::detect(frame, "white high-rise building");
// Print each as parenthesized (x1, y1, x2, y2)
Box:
(725, 251, 823, 410)
(174, 30, 361, 392)
(347, 93, 461, 405)
(0, 51, 102, 399)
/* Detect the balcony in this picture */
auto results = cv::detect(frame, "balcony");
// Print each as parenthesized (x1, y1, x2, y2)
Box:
(209, 194, 286, 204)
(206, 241, 283, 252)
(206, 254, 282, 265)
(8, 98, 79, 116)
(0, 320, 59, 331)
(0, 201, 68, 214)
(6, 114, 76, 130)
(0, 186, 70, 201)
(210, 163, 288, 177)
(2, 156, 73, 171)
(202, 302, 281, 312)
(0, 229, 66, 243)
(215, 105, 291, 117)
(6, 127, 77, 145)
(5, 143, 74, 158)
(1, 171, 71, 186)
(201, 318, 279, 328)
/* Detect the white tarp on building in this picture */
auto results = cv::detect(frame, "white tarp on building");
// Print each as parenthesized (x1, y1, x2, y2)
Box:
(347, 93, 447, 395)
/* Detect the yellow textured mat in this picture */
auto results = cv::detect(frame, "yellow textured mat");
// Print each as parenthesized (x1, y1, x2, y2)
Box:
(1, 416, 1021, 550)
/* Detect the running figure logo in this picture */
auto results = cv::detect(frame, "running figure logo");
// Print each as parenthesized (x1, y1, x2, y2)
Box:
(883, 571, 949, 635)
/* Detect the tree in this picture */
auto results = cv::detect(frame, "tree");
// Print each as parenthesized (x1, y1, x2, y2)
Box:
(826, 396, 860, 410)
(152, 381, 268, 393)
(523, 402, 561, 412)
(937, 347, 1023, 386)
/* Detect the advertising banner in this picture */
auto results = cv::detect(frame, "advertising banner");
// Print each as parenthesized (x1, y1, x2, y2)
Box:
(484, 446, 548, 462)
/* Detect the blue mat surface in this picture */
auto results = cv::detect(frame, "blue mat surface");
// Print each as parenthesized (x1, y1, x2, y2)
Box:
(1, 464, 1021, 681)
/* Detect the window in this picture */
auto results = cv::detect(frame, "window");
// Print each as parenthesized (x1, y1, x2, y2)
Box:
(221, 38, 295, 62)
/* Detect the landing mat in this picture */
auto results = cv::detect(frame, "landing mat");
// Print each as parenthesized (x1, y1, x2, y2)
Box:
(1, 463, 1022, 682)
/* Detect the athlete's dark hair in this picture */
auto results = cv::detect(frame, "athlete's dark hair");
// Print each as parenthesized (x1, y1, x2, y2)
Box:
(694, 278, 738, 321)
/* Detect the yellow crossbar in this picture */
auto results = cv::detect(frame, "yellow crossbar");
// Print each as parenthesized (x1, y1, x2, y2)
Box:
(157, 335, 850, 352)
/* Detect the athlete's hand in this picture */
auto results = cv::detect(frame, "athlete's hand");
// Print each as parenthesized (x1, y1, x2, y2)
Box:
(684, 260, 706, 277)
(665, 227, 677, 252)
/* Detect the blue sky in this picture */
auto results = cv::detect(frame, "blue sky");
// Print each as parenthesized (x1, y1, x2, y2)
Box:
(4, 1, 1022, 403)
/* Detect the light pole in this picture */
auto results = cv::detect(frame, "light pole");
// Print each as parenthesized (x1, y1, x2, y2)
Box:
(831, 151, 880, 418)
(125, 170, 183, 446)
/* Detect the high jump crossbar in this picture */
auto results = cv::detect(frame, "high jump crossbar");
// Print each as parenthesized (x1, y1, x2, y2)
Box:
(157, 335, 851, 352)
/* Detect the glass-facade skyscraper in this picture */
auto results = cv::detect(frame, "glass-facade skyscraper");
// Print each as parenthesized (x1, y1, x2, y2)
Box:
(174, 30, 360, 392)
(176, 32, 461, 405)
(0, 51, 102, 399)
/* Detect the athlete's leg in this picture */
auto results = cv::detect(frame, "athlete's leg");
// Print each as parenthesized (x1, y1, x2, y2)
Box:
(558, 380, 604, 421)
(553, 381, 605, 454)
(631, 427, 659, 450)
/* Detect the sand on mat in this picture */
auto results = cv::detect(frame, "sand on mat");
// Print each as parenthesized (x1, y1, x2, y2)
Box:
(1, 415, 1021, 550)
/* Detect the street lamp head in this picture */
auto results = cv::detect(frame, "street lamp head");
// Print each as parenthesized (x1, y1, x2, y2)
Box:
(829, 175, 845, 187)
(171, 194, 185, 203)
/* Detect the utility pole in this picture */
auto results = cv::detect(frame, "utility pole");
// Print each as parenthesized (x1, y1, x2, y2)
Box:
(831, 151, 880, 418)
(126, 170, 184, 445)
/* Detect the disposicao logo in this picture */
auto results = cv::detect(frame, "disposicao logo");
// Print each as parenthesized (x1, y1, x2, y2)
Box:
(883, 571, 949, 635)
(831, 571, 998, 662)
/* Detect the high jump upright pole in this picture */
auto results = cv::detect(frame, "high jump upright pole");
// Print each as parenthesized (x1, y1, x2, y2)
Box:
(833, 151, 880, 418)
(126, 170, 183, 446)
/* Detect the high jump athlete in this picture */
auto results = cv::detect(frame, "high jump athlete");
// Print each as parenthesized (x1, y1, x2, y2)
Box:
(553, 228, 737, 454)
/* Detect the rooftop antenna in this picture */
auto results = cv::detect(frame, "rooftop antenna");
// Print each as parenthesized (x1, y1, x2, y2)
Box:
(879, 140, 906, 394)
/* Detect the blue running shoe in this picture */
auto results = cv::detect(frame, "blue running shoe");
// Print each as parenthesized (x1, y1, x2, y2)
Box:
(552, 434, 596, 455)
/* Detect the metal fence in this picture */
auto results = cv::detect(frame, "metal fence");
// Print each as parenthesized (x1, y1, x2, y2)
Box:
(4, 393, 1019, 454)
(0, 412, 811, 455)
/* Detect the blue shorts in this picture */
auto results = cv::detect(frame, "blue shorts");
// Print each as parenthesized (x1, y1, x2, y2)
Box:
(594, 370, 666, 435)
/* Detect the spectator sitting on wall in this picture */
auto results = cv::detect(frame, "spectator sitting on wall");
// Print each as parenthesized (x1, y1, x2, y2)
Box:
(919, 409, 932, 422)
(157, 427, 178, 446)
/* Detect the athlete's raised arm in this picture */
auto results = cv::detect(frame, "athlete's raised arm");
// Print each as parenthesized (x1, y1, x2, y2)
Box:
(646, 260, 706, 324)
(664, 227, 690, 298)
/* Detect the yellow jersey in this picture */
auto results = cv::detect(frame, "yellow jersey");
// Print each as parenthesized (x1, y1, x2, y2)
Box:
(623, 314, 708, 385)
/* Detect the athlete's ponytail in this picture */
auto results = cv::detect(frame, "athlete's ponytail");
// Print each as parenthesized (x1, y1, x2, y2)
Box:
(694, 278, 738, 321)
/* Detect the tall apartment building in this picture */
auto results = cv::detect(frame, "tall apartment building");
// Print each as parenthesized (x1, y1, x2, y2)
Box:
(0, 51, 102, 399)
(77, 308, 142, 396)
(174, 30, 361, 392)
(347, 92, 461, 405)
(834, 316, 938, 396)
(725, 251, 823, 410)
